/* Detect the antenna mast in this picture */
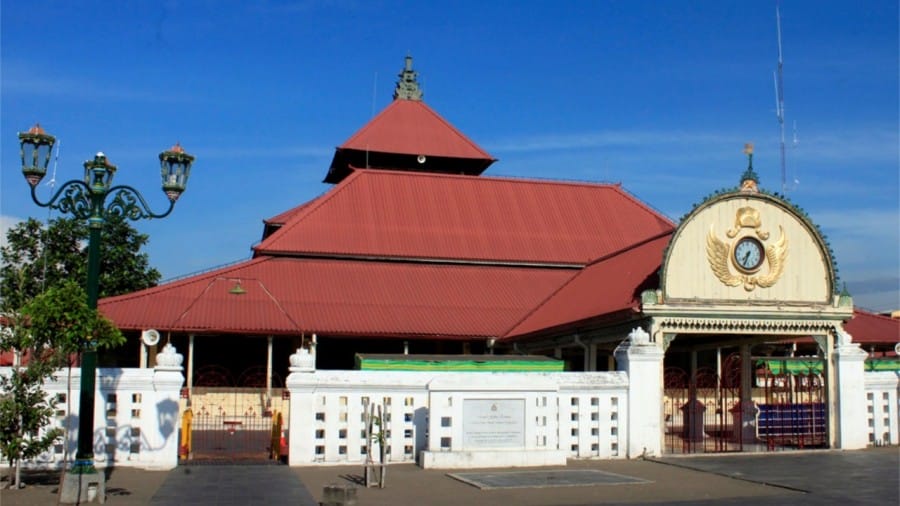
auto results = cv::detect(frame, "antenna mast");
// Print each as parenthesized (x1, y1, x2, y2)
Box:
(774, 3, 787, 193)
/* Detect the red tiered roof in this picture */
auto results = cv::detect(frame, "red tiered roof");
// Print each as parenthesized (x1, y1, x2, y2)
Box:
(256, 170, 674, 265)
(339, 99, 494, 161)
(99, 256, 578, 338)
(101, 169, 676, 339)
(505, 233, 673, 338)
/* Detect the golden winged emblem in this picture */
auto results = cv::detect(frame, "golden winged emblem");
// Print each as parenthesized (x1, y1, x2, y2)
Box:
(706, 224, 787, 291)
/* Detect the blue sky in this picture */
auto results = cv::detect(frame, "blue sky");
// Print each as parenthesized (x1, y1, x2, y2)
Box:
(2, 1, 897, 312)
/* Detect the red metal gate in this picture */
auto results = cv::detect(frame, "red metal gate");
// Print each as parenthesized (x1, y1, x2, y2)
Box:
(664, 358, 742, 454)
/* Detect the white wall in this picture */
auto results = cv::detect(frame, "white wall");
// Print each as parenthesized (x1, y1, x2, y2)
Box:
(285, 370, 630, 467)
(864, 371, 900, 446)
(0, 363, 184, 471)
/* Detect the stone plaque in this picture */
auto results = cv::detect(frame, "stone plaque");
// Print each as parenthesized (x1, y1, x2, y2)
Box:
(462, 399, 525, 449)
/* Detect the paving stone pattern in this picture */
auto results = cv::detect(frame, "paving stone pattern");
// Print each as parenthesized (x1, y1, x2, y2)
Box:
(450, 469, 651, 489)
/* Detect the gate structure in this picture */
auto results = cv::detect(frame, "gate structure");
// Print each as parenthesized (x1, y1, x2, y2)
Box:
(664, 358, 741, 454)
(756, 358, 827, 450)
(186, 366, 287, 463)
(664, 354, 827, 454)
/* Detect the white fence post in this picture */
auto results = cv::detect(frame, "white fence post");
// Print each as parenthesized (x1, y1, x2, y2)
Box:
(833, 333, 868, 449)
(614, 327, 664, 458)
(148, 344, 185, 470)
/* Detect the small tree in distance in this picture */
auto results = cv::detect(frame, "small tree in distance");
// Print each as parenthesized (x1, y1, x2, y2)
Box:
(0, 280, 124, 489)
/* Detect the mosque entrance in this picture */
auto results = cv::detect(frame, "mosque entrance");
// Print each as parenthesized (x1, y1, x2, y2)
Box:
(184, 365, 288, 463)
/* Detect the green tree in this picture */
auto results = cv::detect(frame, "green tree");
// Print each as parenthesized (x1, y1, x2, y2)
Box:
(0, 215, 161, 312)
(0, 281, 123, 488)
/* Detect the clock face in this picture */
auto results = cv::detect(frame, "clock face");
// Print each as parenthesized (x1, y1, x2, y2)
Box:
(733, 237, 764, 273)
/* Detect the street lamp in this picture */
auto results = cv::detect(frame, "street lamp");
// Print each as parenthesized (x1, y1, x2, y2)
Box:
(17, 123, 194, 477)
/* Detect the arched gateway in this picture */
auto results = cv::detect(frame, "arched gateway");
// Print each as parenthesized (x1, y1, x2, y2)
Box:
(641, 146, 866, 453)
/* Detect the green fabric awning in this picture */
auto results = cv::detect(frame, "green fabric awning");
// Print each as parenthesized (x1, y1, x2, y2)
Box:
(355, 354, 564, 372)
(865, 359, 900, 372)
(759, 358, 900, 374)
(759, 359, 823, 375)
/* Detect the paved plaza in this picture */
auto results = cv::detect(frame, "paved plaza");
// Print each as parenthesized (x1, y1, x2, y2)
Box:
(1, 447, 897, 505)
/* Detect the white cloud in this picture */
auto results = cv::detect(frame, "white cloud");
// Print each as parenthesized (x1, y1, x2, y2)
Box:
(0, 215, 24, 251)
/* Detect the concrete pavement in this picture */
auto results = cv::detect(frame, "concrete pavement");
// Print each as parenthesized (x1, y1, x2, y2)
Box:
(1, 447, 896, 505)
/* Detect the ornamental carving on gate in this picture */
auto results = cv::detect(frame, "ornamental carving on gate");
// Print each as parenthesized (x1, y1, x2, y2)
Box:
(706, 206, 788, 291)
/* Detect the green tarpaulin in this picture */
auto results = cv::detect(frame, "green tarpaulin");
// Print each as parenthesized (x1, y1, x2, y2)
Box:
(355, 354, 564, 372)
(759, 359, 900, 374)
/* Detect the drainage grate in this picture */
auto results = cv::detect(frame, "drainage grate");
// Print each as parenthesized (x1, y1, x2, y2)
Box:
(448, 469, 651, 490)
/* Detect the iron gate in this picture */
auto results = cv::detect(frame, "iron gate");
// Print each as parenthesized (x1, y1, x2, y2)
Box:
(664, 354, 827, 454)
(664, 356, 742, 454)
(184, 366, 286, 463)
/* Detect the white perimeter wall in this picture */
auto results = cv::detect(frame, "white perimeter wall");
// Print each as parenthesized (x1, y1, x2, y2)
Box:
(285, 370, 630, 466)
(0, 366, 184, 470)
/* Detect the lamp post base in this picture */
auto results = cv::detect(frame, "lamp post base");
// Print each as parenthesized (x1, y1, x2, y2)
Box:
(59, 465, 106, 504)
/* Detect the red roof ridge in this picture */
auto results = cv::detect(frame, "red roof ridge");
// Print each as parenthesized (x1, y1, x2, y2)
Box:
(341, 99, 494, 160)
(604, 185, 677, 229)
(264, 194, 327, 225)
(584, 229, 674, 267)
(500, 232, 672, 339)
(344, 166, 641, 191)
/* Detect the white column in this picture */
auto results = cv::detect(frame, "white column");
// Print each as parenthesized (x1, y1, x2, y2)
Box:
(285, 348, 316, 465)
(187, 334, 195, 395)
(266, 335, 274, 398)
(150, 344, 185, 470)
(834, 329, 869, 449)
(824, 333, 837, 448)
(614, 327, 664, 458)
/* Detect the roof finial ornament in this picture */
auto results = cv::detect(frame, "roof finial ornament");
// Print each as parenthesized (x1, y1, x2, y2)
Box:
(393, 54, 423, 101)
(739, 143, 760, 192)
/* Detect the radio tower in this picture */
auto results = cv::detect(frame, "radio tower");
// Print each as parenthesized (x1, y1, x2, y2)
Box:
(774, 3, 787, 193)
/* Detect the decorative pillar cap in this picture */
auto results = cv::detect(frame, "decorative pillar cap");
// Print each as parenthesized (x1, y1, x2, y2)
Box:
(155, 343, 184, 371)
(289, 347, 316, 373)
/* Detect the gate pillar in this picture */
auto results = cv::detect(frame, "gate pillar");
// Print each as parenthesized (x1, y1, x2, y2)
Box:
(152, 343, 186, 470)
(834, 329, 868, 449)
(615, 327, 664, 458)
(286, 347, 317, 464)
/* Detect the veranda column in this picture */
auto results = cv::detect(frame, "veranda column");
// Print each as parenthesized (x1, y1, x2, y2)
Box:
(187, 334, 195, 396)
(150, 343, 186, 470)
(266, 335, 274, 402)
(614, 327, 664, 457)
(833, 328, 868, 449)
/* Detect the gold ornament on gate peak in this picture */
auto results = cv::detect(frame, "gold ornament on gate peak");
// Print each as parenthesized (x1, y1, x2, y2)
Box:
(707, 207, 787, 291)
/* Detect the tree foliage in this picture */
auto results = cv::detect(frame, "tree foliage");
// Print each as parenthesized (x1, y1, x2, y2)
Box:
(0, 281, 123, 487)
(0, 215, 161, 312)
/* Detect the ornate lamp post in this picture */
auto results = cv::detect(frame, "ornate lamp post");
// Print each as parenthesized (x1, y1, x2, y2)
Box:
(17, 124, 194, 476)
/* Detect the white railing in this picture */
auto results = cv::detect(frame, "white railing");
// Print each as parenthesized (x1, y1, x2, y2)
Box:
(864, 371, 900, 446)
